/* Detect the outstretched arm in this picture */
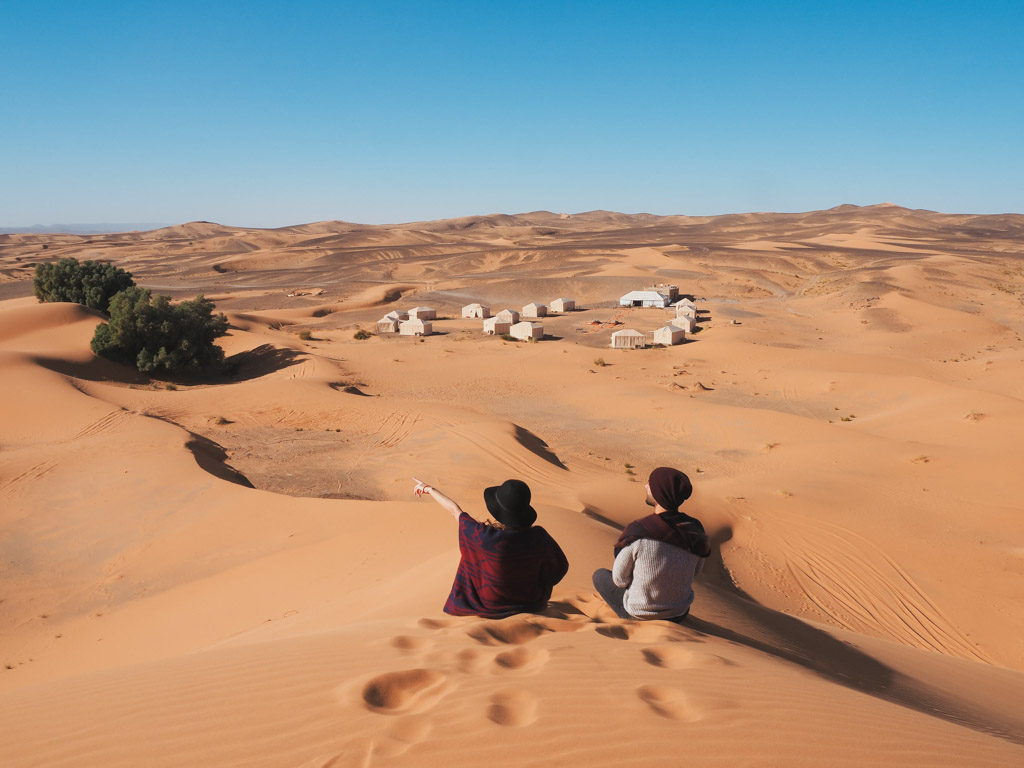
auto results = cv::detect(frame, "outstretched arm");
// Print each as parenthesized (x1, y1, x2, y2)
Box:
(413, 477, 464, 521)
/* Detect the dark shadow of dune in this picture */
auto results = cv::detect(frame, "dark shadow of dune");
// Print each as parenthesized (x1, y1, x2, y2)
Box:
(185, 433, 255, 488)
(329, 382, 371, 396)
(684, 525, 1024, 746)
(580, 506, 624, 531)
(512, 425, 567, 469)
(222, 344, 305, 381)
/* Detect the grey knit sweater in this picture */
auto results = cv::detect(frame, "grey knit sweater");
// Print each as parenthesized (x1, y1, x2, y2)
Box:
(613, 538, 704, 619)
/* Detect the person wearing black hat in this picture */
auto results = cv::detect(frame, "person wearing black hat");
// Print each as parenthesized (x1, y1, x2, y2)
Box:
(413, 477, 568, 618)
(592, 467, 711, 621)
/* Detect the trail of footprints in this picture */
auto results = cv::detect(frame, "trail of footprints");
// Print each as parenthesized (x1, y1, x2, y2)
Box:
(327, 599, 740, 765)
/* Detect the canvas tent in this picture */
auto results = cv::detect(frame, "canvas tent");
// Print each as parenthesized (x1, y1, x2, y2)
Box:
(550, 297, 575, 312)
(483, 317, 511, 335)
(673, 315, 697, 333)
(673, 297, 696, 310)
(408, 306, 436, 320)
(619, 290, 670, 308)
(610, 329, 646, 349)
(495, 308, 520, 324)
(653, 325, 686, 346)
(510, 321, 544, 341)
(376, 310, 408, 333)
(377, 316, 401, 333)
(462, 303, 490, 319)
(523, 302, 547, 318)
(675, 304, 697, 318)
(399, 318, 432, 336)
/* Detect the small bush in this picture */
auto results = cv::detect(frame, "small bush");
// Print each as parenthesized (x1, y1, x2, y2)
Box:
(33, 257, 134, 312)
(353, 329, 371, 340)
(593, 357, 608, 367)
(91, 287, 229, 374)
(298, 330, 313, 341)
(501, 333, 516, 341)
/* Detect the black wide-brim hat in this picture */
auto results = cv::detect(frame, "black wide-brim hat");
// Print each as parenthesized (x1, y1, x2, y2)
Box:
(483, 479, 537, 529)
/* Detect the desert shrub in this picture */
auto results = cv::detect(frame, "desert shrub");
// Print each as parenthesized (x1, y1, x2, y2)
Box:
(501, 333, 516, 341)
(353, 329, 371, 340)
(33, 257, 135, 312)
(91, 287, 229, 374)
(298, 330, 313, 341)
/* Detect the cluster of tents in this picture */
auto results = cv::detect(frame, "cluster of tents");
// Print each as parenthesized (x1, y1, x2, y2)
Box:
(610, 297, 699, 349)
(463, 299, 576, 341)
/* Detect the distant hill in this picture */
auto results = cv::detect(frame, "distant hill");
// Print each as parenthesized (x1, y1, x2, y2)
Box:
(0, 223, 169, 235)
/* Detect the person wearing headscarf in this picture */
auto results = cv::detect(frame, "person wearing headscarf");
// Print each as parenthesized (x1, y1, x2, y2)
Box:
(414, 477, 568, 617)
(592, 467, 710, 621)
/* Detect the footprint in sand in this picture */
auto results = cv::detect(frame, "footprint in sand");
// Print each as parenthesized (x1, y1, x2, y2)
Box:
(454, 647, 493, 674)
(418, 617, 460, 630)
(595, 622, 675, 643)
(487, 688, 538, 727)
(493, 646, 550, 673)
(361, 669, 450, 714)
(467, 619, 549, 646)
(390, 635, 433, 654)
(468, 616, 586, 646)
(636, 685, 702, 722)
(641, 645, 733, 670)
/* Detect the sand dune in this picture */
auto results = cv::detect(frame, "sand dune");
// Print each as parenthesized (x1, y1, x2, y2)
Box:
(2, 204, 1024, 766)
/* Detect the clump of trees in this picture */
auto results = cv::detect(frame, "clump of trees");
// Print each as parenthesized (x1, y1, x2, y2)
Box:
(33, 257, 229, 374)
(90, 288, 229, 374)
(33, 257, 135, 312)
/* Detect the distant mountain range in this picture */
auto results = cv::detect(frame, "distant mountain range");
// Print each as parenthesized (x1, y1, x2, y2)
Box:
(0, 223, 170, 235)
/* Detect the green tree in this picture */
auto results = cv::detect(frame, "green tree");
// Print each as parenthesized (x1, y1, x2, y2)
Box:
(33, 257, 135, 312)
(91, 287, 229, 374)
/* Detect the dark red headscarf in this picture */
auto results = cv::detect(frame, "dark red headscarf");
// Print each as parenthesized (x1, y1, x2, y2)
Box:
(613, 468, 710, 558)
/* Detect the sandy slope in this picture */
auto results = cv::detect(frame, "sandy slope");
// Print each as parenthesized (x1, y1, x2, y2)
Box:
(2, 205, 1024, 766)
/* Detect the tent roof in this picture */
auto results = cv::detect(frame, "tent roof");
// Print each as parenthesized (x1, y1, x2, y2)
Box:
(620, 290, 668, 301)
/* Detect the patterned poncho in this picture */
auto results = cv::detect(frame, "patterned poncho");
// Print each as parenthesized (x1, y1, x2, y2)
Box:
(444, 513, 569, 617)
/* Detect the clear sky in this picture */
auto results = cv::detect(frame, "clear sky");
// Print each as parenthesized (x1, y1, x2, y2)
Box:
(3, 1, 1022, 227)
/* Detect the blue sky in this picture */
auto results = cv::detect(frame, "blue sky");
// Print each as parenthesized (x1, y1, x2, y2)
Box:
(3, 1, 1022, 227)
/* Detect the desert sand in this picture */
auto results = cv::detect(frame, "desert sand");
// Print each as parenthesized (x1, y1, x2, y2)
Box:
(2, 203, 1023, 766)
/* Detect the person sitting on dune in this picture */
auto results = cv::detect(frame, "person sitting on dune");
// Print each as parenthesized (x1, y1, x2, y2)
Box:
(592, 467, 711, 621)
(413, 477, 569, 618)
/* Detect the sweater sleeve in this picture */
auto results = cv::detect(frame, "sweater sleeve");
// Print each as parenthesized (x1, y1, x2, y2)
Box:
(612, 544, 635, 588)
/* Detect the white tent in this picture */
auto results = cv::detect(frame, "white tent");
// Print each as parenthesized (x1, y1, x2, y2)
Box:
(376, 316, 401, 333)
(673, 297, 696, 310)
(510, 321, 544, 341)
(653, 325, 686, 346)
(675, 304, 697, 318)
(483, 317, 511, 335)
(522, 302, 547, 318)
(550, 297, 575, 312)
(495, 308, 520, 324)
(399, 318, 432, 336)
(673, 315, 697, 333)
(408, 306, 436, 320)
(619, 290, 670, 308)
(462, 303, 490, 319)
(610, 329, 646, 349)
